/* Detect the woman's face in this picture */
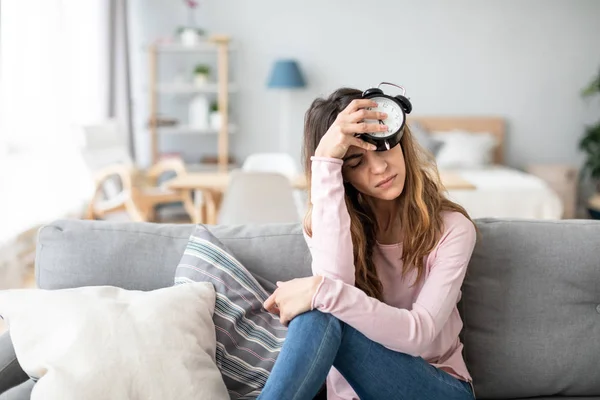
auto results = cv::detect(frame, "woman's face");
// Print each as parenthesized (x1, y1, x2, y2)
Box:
(342, 143, 406, 201)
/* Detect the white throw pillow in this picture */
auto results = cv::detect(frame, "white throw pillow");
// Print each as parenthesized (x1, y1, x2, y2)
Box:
(0, 283, 229, 400)
(432, 130, 498, 168)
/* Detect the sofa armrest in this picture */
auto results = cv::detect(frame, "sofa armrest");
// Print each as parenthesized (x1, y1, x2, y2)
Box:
(0, 333, 28, 394)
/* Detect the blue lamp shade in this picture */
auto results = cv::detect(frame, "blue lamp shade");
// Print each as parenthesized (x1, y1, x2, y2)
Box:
(267, 59, 306, 88)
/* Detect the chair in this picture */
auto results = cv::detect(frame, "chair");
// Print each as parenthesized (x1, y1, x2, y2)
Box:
(217, 171, 300, 225)
(84, 164, 146, 222)
(136, 157, 195, 222)
(80, 120, 140, 221)
(80, 120, 195, 222)
(241, 152, 307, 218)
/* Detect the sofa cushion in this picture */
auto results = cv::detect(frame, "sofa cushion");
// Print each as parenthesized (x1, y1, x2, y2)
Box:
(174, 225, 288, 399)
(459, 218, 600, 398)
(0, 283, 228, 400)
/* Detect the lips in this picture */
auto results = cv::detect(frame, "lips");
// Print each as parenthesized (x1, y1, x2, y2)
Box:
(376, 174, 397, 188)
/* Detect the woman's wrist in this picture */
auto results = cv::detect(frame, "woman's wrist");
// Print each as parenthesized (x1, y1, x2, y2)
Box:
(312, 275, 324, 293)
(309, 276, 325, 308)
(314, 147, 330, 158)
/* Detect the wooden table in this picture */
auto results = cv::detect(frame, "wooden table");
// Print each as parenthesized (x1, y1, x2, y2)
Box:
(167, 170, 475, 224)
(166, 172, 306, 224)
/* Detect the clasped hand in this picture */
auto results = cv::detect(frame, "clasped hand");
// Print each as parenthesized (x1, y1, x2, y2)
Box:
(263, 276, 323, 326)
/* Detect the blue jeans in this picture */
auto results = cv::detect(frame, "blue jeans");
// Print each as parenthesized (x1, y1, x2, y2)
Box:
(258, 310, 474, 400)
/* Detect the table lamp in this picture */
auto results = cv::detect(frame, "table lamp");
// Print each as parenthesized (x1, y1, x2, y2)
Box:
(267, 59, 306, 153)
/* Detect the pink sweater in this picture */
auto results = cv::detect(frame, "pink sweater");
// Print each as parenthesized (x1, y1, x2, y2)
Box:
(306, 157, 476, 400)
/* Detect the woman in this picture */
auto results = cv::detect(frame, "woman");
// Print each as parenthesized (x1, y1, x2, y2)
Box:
(260, 88, 477, 400)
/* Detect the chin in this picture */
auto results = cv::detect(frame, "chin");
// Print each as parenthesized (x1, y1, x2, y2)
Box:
(373, 183, 404, 201)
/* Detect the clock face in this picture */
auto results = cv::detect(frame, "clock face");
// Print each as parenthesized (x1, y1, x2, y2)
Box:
(365, 96, 404, 138)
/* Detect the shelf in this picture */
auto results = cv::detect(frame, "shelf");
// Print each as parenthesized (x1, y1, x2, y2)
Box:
(156, 83, 238, 94)
(151, 43, 237, 53)
(149, 35, 233, 169)
(158, 125, 237, 135)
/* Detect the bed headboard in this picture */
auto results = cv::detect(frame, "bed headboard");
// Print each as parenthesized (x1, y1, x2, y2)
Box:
(407, 116, 505, 165)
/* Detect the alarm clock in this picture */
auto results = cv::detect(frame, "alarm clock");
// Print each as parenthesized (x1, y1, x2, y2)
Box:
(358, 82, 412, 151)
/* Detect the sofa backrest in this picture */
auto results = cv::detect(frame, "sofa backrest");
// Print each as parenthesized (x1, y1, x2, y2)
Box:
(35, 220, 310, 292)
(36, 218, 600, 398)
(459, 218, 600, 398)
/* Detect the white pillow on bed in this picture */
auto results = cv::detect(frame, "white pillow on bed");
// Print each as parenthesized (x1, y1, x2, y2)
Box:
(432, 130, 497, 168)
(0, 283, 229, 400)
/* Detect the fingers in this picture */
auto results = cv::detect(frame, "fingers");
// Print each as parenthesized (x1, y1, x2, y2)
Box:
(263, 293, 279, 314)
(351, 137, 377, 151)
(343, 99, 378, 114)
(266, 303, 280, 315)
(347, 109, 387, 124)
(280, 313, 291, 327)
(340, 121, 388, 135)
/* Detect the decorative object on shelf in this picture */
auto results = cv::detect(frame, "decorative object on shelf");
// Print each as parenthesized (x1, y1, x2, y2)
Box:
(178, 28, 202, 46)
(193, 64, 210, 86)
(267, 59, 306, 153)
(177, 0, 205, 46)
(209, 100, 221, 130)
(580, 67, 600, 219)
(147, 115, 178, 128)
(189, 95, 210, 129)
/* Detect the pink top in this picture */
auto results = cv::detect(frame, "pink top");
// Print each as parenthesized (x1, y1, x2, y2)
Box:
(305, 157, 476, 400)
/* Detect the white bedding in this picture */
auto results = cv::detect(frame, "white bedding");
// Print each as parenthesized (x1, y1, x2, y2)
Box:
(444, 166, 563, 220)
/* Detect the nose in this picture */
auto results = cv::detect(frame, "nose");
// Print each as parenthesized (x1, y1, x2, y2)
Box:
(368, 152, 388, 174)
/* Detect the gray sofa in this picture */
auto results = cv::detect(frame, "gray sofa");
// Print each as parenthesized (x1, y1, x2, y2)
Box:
(1, 218, 599, 399)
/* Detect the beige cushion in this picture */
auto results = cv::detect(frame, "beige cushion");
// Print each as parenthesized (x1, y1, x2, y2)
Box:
(0, 282, 228, 400)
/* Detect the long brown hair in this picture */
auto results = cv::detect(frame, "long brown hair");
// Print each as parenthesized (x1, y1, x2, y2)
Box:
(302, 88, 474, 301)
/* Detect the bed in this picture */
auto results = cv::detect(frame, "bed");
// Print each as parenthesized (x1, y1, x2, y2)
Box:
(408, 117, 563, 220)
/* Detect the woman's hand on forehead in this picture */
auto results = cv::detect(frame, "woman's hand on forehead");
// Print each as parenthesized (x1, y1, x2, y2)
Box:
(314, 99, 387, 160)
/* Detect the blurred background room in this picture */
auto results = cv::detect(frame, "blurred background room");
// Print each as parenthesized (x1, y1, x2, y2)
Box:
(1, 0, 599, 315)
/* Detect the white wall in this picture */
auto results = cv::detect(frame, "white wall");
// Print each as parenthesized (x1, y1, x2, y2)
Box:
(128, 0, 600, 170)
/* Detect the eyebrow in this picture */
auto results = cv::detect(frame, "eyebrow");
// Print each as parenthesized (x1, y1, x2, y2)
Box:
(343, 153, 363, 163)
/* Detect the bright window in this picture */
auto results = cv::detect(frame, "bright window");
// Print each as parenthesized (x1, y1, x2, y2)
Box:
(0, 0, 109, 242)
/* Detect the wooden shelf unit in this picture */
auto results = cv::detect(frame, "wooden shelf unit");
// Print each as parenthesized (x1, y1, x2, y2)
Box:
(148, 35, 233, 171)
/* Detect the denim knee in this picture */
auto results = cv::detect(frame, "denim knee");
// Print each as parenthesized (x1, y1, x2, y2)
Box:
(290, 310, 342, 331)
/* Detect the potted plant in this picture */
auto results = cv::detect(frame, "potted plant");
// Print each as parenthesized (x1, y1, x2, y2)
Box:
(177, 0, 205, 46)
(580, 67, 600, 219)
(193, 64, 210, 86)
(177, 26, 205, 46)
(209, 100, 221, 130)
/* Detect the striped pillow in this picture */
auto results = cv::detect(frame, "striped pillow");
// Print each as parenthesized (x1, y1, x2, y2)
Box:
(174, 225, 287, 399)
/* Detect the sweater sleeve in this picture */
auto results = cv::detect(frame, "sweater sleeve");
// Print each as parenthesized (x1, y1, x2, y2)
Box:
(311, 213, 477, 356)
(303, 156, 355, 285)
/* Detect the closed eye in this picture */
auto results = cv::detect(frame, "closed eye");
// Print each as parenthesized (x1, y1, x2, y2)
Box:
(349, 159, 363, 169)
(343, 153, 363, 169)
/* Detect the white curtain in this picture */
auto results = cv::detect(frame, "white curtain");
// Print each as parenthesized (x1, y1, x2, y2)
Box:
(110, 0, 135, 160)
(0, 0, 110, 242)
